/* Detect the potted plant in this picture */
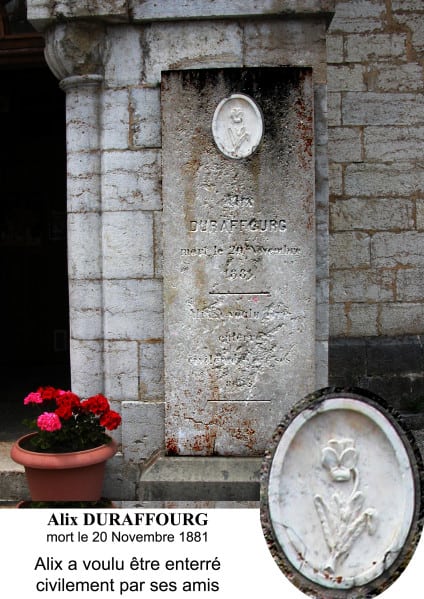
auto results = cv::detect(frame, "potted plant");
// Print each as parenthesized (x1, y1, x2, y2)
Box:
(10, 386, 121, 501)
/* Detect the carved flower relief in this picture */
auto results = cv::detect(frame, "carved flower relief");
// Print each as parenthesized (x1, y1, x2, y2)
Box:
(321, 439, 358, 482)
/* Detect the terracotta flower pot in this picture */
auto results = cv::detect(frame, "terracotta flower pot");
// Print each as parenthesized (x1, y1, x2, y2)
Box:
(11, 433, 118, 501)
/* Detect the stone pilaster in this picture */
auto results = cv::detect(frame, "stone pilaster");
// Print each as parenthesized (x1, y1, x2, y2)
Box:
(44, 23, 106, 398)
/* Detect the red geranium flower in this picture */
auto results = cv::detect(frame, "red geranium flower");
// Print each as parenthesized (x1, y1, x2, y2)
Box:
(37, 386, 59, 401)
(56, 391, 81, 409)
(82, 394, 110, 415)
(99, 410, 122, 431)
(22, 386, 121, 452)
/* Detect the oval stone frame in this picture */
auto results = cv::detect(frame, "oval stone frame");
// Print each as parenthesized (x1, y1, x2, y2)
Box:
(260, 388, 423, 598)
(212, 93, 263, 159)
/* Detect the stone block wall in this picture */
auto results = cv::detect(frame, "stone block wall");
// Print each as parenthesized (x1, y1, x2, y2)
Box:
(99, 16, 330, 463)
(25, 0, 424, 484)
(327, 0, 424, 410)
(28, 1, 332, 483)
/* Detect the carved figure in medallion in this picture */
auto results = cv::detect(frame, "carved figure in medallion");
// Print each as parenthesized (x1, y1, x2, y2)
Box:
(212, 93, 263, 159)
(314, 438, 378, 575)
(227, 106, 250, 153)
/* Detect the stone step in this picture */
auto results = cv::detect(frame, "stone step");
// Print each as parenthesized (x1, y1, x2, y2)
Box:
(139, 456, 262, 503)
(0, 442, 30, 503)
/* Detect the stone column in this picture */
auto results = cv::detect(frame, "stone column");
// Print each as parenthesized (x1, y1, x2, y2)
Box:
(60, 74, 104, 396)
(44, 23, 106, 396)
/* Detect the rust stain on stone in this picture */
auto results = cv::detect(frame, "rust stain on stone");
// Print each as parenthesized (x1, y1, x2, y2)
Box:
(166, 437, 179, 456)
(294, 96, 313, 162)
(191, 429, 217, 454)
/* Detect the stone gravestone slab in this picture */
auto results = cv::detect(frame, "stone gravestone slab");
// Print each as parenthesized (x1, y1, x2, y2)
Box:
(162, 68, 315, 456)
(261, 388, 423, 598)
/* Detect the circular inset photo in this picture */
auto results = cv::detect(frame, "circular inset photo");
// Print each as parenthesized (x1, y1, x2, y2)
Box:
(260, 387, 423, 598)
(212, 93, 263, 159)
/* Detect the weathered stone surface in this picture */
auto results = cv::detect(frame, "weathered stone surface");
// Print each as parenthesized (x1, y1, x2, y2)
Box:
(346, 303, 380, 337)
(44, 23, 106, 79)
(329, 232, 370, 269)
(129, 87, 162, 148)
(328, 126, 362, 162)
(364, 126, 424, 161)
(417, 199, 424, 230)
(371, 232, 424, 267)
(365, 63, 424, 92)
(327, 64, 365, 91)
(104, 26, 142, 88)
(379, 304, 424, 336)
(69, 280, 103, 340)
(345, 163, 424, 197)
(331, 268, 394, 303)
(327, 92, 341, 126)
(313, 84, 330, 379)
(344, 33, 407, 62)
(132, 0, 335, 21)
(329, 0, 386, 34)
(102, 89, 130, 149)
(122, 401, 164, 462)
(102, 150, 161, 211)
(69, 339, 104, 397)
(329, 163, 342, 195)
(141, 22, 243, 85)
(397, 268, 424, 302)
(326, 34, 343, 63)
(67, 152, 101, 212)
(330, 198, 415, 231)
(139, 456, 261, 502)
(153, 211, 164, 277)
(29, 0, 335, 30)
(67, 213, 101, 278)
(329, 303, 379, 337)
(103, 453, 140, 501)
(342, 92, 424, 126)
(395, 13, 424, 56)
(104, 341, 139, 400)
(244, 19, 328, 83)
(163, 68, 316, 456)
(139, 342, 164, 400)
(102, 211, 154, 278)
(104, 279, 163, 341)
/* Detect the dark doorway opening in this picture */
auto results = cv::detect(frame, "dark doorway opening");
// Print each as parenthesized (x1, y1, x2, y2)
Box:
(0, 64, 70, 439)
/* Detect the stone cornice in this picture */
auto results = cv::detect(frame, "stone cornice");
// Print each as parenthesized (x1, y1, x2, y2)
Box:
(28, 1, 335, 32)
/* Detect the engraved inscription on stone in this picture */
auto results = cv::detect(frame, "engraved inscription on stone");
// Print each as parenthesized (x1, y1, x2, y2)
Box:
(264, 395, 418, 592)
(162, 68, 315, 455)
(212, 93, 263, 159)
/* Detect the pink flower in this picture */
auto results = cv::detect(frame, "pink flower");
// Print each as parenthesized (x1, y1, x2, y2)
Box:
(37, 412, 62, 432)
(24, 392, 43, 405)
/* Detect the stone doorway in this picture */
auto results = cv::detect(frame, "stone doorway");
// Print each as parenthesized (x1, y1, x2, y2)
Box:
(0, 8, 69, 440)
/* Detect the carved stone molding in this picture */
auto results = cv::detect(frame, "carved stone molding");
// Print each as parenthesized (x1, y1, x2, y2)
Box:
(44, 21, 105, 81)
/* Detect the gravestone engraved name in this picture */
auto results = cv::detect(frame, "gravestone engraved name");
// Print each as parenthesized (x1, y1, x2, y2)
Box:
(162, 68, 315, 455)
